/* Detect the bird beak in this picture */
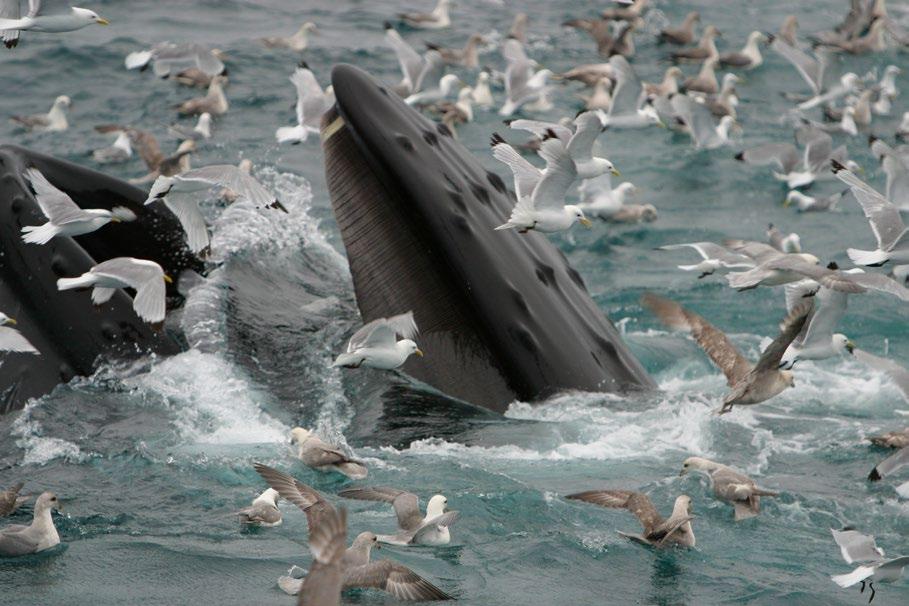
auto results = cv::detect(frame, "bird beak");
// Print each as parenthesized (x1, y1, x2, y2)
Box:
(111, 217, 122, 223)
(782, 197, 791, 207)
(375, 543, 381, 550)
(656, 119, 667, 129)
(678, 469, 686, 477)
(6, 317, 16, 325)
(163, 274, 174, 284)
(846, 341, 855, 354)
(415, 348, 424, 357)
(611, 168, 621, 177)
(96, 17, 110, 25)
(580, 217, 593, 228)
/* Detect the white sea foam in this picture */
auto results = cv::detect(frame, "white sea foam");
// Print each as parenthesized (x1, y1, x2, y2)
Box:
(124, 349, 287, 445)
(11, 400, 86, 466)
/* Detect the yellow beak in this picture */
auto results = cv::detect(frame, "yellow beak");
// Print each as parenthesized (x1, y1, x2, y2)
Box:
(97, 18, 110, 25)
(6, 317, 16, 325)
(580, 217, 593, 228)
(111, 217, 121, 223)
(415, 348, 424, 357)
(782, 198, 791, 207)
(163, 274, 173, 284)
(611, 168, 621, 177)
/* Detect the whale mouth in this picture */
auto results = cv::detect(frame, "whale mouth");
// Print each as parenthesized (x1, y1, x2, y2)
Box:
(320, 65, 652, 412)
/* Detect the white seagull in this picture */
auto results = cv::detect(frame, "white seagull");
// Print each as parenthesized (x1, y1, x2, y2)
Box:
(830, 528, 909, 603)
(276, 62, 334, 144)
(20, 167, 135, 244)
(57, 257, 172, 324)
(0, 1, 107, 48)
(0, 312, 38, 354)
(331, 312, 423, 370)
(146, 164, 285, 254)
(492, 135, 590, 233)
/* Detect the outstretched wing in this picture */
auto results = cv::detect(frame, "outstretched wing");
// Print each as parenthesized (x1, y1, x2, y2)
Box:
(832, 162, 908, 252)
(24, 168, 87, 225)
(753, 301, 812, 373)
(852, 349, 909, 402)
(344, 560, 453, 601)
(642, 293, 752, 386)
(253, 463, 335, 536)
(531, 138, 577, 211)
(566, 489, 663, 535)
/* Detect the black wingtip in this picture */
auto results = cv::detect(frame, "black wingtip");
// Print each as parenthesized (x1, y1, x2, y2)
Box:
(383, 21, 393, 30)
(734, 151, 745, 162)
(868, 134, 878, 146)
(271, 200, 289, 213)
(542, 128, 559, 141)
(298, 60, 310, 70)
(490, 132, 505, 147)
(827, 261, 839, 270)
(830, 158, 846, 173)
(502, 118, 515, 126)
(868, 468, 882, 481)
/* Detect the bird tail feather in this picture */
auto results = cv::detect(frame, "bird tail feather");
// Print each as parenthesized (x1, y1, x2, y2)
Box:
(57, 275, 95, 291)
(21, 223, 59, 245)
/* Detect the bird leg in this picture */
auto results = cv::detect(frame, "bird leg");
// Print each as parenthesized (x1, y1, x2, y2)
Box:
(860, 580, 866, 593)
(867, 581, 875, 603)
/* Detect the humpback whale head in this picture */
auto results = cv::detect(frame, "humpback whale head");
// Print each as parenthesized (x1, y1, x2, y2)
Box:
(319, 65, 653, 412)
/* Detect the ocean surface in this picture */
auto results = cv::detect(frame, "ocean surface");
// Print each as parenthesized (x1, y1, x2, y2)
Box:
(2, 0, 909, 604)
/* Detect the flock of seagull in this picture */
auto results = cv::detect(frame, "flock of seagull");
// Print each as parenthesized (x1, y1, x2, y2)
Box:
(2, 0, 909, 603)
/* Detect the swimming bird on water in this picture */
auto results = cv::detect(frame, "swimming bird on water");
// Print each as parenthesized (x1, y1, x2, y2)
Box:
(10, 95, 70, 132)
(642, 293, 811, 414)
(261, 22, 317, 52)
(338, 486, 458, 546)
(92, 128, 132, 164)
(567, 489, 695, 548)
(236, 488, 282, 527)
(57, 258, 172, 324)
(830, 528, 909, 603)
(20, 167, 135, 245)
(869, 428, 909, 450)
(659, 11, 699, 45)
(175, 75, 228, 116)
(671, 25, 720, 62)
(0, 483, 30, 517)
(424, 33, 486, 68)
(682, 57, 719, 95)
(0, 492, 61, 557)
(398, 0, 451, 30)
(331, 311, 423, 370)
(719, 31, 766, 70)
(253, 464, 453, 601)
(290, 427, 368, 480)
(679, 456, 778, 521)
(0, 312, 38, 354)
(0, 2, 107, 48)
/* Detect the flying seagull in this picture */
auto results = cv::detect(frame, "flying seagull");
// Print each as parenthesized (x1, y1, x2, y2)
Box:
(0, 1, 108, 48)
(830, 528, 909, 603)
(642, 293, 811, 414)
(20, 167, 135, 244)
(0, 312, 38, 355)
(57, 257, 172, 324)
(331, 312, 423, 370)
